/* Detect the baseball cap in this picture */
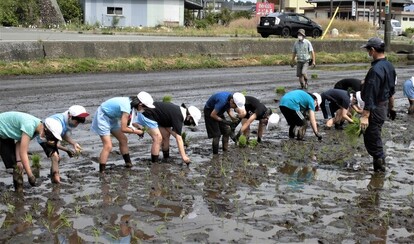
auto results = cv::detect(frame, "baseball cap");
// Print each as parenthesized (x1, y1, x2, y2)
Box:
(312, 93, 322, 111)
(360, 37, 384, 49)
(233, 92, 246, 110)
(137, 91, 155, 108)
(267, 113, 280, 130)
(44, 118, 63, 141)
(68, 105, 89, 118)
(298, 29, 306, 37)
(188, 106, 201, 126)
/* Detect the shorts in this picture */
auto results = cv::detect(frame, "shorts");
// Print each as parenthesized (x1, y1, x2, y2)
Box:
(279, 106, 306, 126)
(136, 113, 158, 129)
(204, 108, 231, 138)
(39, 142, 59, 157)
(91, 106, 121, 136)
(296, 61, 309, 77)
(321, 99, 339, 119)
(0, 138, 16, 169)
(403, 79, 414, 99)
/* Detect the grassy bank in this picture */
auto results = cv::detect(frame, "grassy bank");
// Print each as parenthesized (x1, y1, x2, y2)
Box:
(0, 51, 404, 76)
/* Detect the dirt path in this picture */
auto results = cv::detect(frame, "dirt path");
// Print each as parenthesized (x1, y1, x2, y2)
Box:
(1, 64, 414, 243)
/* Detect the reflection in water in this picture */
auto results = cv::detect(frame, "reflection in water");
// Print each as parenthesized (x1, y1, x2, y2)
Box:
(203, 156, 268, 218)
(278, 163, 317, 190)
(355, 173, 388, 242)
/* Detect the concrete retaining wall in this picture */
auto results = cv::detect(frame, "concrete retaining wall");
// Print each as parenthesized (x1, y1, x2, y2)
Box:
(1, 40, 413, 62)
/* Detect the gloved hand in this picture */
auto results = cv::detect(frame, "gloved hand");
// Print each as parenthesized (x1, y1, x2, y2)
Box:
(221, 119, 232, 126)
(315, 133, 322, 141)
(388, 109, 396, 120)
(28, 175, 36, 186)
(290, 62, 295, 68)
(138, 129, 145, 138)
(66, 150, 75, 158)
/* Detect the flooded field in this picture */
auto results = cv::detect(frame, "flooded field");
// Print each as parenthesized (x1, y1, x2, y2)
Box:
(0, 65, 413, 243)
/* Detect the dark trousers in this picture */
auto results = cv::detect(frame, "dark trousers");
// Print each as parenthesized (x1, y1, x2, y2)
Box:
(363, 105, 387, 159)
(279, 106, 306, 126)
(204, 108, 230, 138)
(0, 138, 16, 169)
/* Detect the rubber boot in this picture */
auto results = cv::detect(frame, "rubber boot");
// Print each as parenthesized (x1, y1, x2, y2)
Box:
(13, 166, 23, 193)
(289, 125, 295, 138)
(122, 154, 132, 168)
(99, 164, 106, 173)
(163, 149, 170, 159)
(212, 137, 220, 155)
(222, 136, 229, 152)
(151, 154, 159, 163)
(408, 104, 414, 115)
(373, 158, 386, 172)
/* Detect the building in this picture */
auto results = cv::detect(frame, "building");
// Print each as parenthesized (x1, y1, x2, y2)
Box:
(79, 0, 202, 27)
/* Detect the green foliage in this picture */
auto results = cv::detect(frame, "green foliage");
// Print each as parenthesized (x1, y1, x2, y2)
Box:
(0, 0, 39, 27)
(248, 139, 258, 148)
(57, 0, 82, 25)
(31, 153, 41, 168)
(344, 115, 361, 144)
(232, 11, 252, 20)
(194, 19, 209, 29)
(238, 135, 247, 148)
(219, 8, 232, 26)
(162, 95, 172, 102)
(311, 73, 318, 79)
(275, 87, 286, 95)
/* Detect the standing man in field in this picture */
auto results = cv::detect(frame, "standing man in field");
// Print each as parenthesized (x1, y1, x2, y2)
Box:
(291, 28, 316, 90)
(360, 37, 396, 172)
(37, 105, 90, 184)
(204, 92, 246, 155)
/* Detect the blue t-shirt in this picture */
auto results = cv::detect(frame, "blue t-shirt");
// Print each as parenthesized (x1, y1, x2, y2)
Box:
(0, 111, 41, 141)
(280, 90, 315, 111)
(100, 97, 131, 119)
(204, 92, 232, 116)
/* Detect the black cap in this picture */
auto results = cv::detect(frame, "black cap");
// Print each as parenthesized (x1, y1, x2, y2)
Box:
(361, 37, 384, 49)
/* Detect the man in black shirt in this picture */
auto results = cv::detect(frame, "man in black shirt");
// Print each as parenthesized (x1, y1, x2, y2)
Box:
(360, 37, 396, 172)
(320, 89, 354, 129)
(138, 102, 201, 165)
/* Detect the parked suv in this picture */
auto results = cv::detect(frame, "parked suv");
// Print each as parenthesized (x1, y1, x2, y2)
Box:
(257, 12, 323, 38)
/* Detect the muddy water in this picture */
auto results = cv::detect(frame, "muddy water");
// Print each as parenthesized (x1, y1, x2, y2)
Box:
(0, 64, 413, 243)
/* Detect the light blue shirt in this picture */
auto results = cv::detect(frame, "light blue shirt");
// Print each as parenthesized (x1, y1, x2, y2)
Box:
(292, 39, 313, 62)
(0, 111, 41, 140)
(280, 90, 316, 112)
(100, 97, 131, 119)
(36, 113, 70, 143)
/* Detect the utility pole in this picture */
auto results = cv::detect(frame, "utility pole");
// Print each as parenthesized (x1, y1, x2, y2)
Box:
(384, 0, 391, 51)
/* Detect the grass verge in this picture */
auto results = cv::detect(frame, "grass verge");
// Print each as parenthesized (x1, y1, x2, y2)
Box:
(0, 52, 405, 76)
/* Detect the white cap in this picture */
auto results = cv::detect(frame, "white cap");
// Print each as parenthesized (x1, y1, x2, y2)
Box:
(44, 118, 63, 141)
(68, 105, 89, 118)
(356, 91, 365, 109)
(312, 93, 322, 110)
(188, 106, 201, 126)
(267, 113, 280, 130)
(137, 91, 155, 108)
(233, 92, 246, 110)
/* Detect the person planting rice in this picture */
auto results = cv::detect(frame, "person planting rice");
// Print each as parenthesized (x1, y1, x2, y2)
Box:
(320, 88, 355, 130)
(133, 102, 201, 165)
(279, 90, 322, 141)
(37, 105, 90, 184)
(204, 92, 246, 155)
(402, 76, 414, 114)
(91, 92, 154, 173)
(0, 111, 61, 192)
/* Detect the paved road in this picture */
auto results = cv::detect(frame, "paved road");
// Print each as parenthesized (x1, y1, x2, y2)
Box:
(0, 26, 248, 42)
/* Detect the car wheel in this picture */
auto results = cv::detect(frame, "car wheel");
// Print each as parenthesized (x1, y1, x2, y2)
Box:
(281, 27, 290, 38)
(312, 29, 321, 38)
(260, 33, 269, 38)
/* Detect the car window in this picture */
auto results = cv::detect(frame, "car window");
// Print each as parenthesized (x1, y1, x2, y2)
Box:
(297, 16, 309, 23)
(287, 15, 299, 21)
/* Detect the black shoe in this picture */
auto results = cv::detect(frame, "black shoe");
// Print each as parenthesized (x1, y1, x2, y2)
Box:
(373, 158, 386, 172)
(289, 126, 295, 138)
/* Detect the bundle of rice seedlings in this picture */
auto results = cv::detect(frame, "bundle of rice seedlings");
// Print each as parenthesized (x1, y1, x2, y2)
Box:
(163, 95, 172, 102)
(238, 135, 247, 148)
(344, 115, 361, 143)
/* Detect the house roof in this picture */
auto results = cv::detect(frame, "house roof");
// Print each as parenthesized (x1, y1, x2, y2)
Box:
(185, 0, 203, 10)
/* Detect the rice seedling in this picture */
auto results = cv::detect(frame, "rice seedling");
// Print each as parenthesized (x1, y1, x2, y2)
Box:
(31, 153, 41, 168)
(181, 131, 191, 147)
(238, 135, 247, 148)
(162, 95, 172, 102)
(311, 73, 318, 79)
(93, 227, 101, 242)
(248, 139, 258, 148)
(7, 203, 15, 214)
(155, 224, 166, 235)
(46, 201, 54, 218)
(344, 115, 362, 144)
(275, 87, 286, 95)
(22, 213, 33, 224)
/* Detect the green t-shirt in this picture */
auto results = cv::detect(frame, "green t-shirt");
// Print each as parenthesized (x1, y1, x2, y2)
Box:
(0, 111, 41, 141)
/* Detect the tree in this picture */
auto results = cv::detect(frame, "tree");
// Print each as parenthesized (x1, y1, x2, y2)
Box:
(57, 0, 83, 24)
